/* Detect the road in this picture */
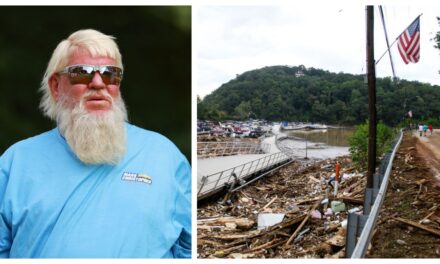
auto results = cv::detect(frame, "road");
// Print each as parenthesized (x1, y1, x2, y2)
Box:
(413, 129, 440, 187)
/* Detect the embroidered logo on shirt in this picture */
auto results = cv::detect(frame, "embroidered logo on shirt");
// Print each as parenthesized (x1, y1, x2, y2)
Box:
(122, 172, 152, 184)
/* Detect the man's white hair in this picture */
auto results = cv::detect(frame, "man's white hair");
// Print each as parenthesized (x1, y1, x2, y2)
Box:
(39, 29, 123, 120)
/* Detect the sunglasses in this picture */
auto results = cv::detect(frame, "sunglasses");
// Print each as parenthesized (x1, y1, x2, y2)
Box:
(58, 64, 123, 85)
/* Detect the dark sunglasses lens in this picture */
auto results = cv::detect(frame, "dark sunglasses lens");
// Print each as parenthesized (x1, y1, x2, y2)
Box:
(66, 65, 122, 85)
(100, 66, 122, 85)
(68, 66, 94, 84)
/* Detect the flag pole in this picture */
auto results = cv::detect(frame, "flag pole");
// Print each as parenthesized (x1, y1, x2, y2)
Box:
(376, 13, 423, 65)
(378, 6, 397, 80)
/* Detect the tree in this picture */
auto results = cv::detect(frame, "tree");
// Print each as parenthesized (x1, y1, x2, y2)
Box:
(197, 95, 207, 120)
(434, 17, 440, 74)
(201, 65, 440, 124)
(348, 121, 395, 169)
(234, 101, 251, 120)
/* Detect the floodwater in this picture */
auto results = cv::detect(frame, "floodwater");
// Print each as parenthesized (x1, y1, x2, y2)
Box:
(277, 127, 355, 159)
(285, 127, 355, 147)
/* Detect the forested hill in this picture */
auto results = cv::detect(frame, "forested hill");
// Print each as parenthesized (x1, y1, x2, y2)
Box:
(197, 65, 440, 126)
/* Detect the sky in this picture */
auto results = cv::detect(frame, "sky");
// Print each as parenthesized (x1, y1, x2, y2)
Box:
(196, 4, 440, 98)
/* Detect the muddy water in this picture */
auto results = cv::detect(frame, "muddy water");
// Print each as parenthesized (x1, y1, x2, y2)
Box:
(285, 127, 355, 147)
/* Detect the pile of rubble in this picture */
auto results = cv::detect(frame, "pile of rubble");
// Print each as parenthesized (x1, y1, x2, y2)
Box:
(367, 134, 440, 257)
(197, 156, 367, 258)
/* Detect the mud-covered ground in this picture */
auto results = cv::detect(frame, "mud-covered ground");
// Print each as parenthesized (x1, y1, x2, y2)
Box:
(367, 131, 440, 258)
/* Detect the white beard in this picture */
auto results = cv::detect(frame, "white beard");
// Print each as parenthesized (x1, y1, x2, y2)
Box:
(56, 91, 128, 165)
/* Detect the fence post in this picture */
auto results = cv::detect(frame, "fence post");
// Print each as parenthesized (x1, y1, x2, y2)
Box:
(213, 171, 225, 190)
(198, 176, 207, 196)
(346, 212, 359, 257)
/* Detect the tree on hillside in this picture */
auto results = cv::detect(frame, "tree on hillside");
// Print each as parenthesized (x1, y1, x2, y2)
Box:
(434, 17, 440, 74)
(199, 65, 440, 125)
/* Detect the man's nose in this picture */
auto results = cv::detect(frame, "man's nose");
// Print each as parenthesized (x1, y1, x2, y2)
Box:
(88, 72, 106, 89)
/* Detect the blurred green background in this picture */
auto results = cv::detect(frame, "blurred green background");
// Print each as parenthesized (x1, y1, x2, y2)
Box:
(0, 6, 191, 163)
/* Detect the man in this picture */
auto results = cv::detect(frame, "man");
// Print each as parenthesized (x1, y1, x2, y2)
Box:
(0, 29, 191, 258)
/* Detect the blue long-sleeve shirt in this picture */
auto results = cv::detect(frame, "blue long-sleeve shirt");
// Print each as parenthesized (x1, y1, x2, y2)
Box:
(0, 123, 191, 258)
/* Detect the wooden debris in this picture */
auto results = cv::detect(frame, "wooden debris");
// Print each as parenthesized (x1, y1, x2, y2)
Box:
(213, 244, 247, 257)
(198, 216, 255, 230)
(285, 197, 322, 246)
(315, 222, 340, 235)
(198, 155, 365, 258)
(394, 217, 440, 237)
(210, 232, 259, 241)
(314, 243, 332, 255)
(325, 234, 345, 247)
(261, 196, 278, 210)
(419, 211, 436, 223)
(295, 197, 321, 205)
(338, 196, 364, 205)
(197, 239, 222, 246)
(242, 238, 284, 253)
(309, 175, 322, 183)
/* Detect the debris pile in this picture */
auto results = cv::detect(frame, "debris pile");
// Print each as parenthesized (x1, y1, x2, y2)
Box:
(367, 133, 440, 258)
(197, 156, 367, 258)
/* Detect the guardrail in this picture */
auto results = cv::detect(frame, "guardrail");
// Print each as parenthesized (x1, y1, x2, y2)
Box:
(197, 151, 292, 200)
(197, 141, 271, 159)
(346, 129, 404, 258)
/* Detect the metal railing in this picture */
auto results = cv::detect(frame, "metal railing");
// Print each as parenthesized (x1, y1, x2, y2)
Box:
(346, 129, 404, 258)
(197, 151, 292, 199)
(197, 141, 270, 159)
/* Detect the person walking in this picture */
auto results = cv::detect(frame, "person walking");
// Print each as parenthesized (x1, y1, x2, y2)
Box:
(423, 124, 428, 136)
(418, 124, 423, 137)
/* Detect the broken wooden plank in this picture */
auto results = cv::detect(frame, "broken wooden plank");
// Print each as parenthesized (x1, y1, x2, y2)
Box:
(419, 211, 436, 224)
(315, 222, 340, 235)
(295, 197, 321, 205)
(338, 196, 364, 205)
(198, 216, 255, 230)
(242, 238, 284, 253)
(210, 231, 260, 241)
(198, 216, 236, 223)
(263, 214, 307, 234)
(394, 217, 440, 237)
(261, 196, 278, 210)
(197, 225, 224, 231)
(285, 197, 322, 246)
(198, 239, 222, 246)
(213, 244, 247, 258)
(308, 175, 322, 184)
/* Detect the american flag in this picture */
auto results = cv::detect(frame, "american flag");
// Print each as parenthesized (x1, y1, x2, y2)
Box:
(397, 17, 420, 64)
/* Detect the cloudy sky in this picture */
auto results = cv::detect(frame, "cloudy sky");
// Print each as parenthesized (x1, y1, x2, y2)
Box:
(196, 4, 440, 98)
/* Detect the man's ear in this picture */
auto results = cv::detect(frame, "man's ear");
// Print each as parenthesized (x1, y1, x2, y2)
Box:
(48, 74, 61, 102)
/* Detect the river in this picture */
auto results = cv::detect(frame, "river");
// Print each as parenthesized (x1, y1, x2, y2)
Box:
(275, 126, 355, 159)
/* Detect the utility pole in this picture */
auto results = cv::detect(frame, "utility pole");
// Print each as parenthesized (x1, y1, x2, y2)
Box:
(366, 6, 377, 189)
